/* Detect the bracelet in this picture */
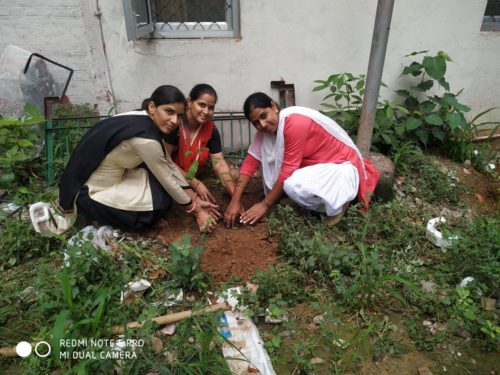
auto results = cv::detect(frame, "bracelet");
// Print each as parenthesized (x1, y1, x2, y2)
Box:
(185, 194, 198, 213)
(264, 198, 271, 208)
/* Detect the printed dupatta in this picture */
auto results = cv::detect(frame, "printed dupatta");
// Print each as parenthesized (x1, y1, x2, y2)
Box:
(175, 119, 215, 176)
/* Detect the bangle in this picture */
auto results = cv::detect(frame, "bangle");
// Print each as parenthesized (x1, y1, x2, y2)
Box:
(186, 194, 198, 213)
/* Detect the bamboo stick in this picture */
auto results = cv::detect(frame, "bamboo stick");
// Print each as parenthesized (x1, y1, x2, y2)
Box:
(0, 302, 230, 358)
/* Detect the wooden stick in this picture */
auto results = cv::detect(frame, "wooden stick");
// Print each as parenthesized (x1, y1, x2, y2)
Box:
(0, 302, 230, 358)
(110, 302, 230, 334)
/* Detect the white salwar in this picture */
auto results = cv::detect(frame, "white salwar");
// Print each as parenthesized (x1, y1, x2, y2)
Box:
(248, 106, 365, 216)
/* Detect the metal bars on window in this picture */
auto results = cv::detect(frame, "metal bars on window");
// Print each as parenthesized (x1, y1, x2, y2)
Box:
(152, 0, 240, 38)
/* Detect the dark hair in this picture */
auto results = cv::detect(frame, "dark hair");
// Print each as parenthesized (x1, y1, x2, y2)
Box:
(243, 92, 274, 119)
(189, 83, 218, 102)
(141, 85, 186, 110)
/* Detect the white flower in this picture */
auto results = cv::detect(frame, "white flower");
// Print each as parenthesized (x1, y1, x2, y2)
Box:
(473, 150, 479, 156)
(488, 163, 496, 170)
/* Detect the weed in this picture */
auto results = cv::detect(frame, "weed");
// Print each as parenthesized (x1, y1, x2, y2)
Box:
(0, 216, 56, 270)
(168, 235, 210, 292)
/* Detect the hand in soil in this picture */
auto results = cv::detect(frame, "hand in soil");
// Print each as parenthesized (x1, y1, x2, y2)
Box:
(195, 210, 217, 232)
(224, 199, 243, 228)
(195, 181, 216, 203)
(196, 196, 221, 220)
(240, 201, 268, 225)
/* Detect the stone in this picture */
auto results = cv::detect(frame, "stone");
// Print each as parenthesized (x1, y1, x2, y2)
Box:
(310, 357, 325, 365)
(369, 152, 395, 202)
(150, 336, 163, 353)
(313, 313, 326, 325)
(418, 367, 433, 375)
(481, 297, 496, 311)
(420, 280, 437, 294)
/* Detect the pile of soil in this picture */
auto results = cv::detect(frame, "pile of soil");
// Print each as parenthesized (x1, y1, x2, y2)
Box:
(151, 176, 278, 284)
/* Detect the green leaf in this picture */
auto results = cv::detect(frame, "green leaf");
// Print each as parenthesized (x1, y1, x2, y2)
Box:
(404, 117, 423, 131)
(396, 90, 410, 98)
(416, 80, 434, 92)
(184, 160, 199, 180)
(425, 114, 443, 125)
(431, 127, 445, 141)
(52, 310, 71, 361)
(402, 62, 423, 76)
(420, 101, 436, 114)
(422, 56, 446, 81)
(394, 105, 410, 115)
(18, 139, 34, 148)
(463, 308, 476, 321)
(313, 83, 328, 92)
(446, 112, 466, 130)
(405, 50, 429, 57)
(437, 50, 452, 62)
(415, 129, 429, 145)
(438, 77, 450, 91)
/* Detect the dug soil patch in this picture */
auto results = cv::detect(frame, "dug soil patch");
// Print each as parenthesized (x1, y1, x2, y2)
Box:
(150, 176, 278, 284)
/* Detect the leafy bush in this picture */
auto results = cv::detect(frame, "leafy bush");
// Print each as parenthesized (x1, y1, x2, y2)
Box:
(447, 217, 500, 294)
(0, 104, 45, 193)
(168, 235, 210, 292)
(313, 51, 500, 162)
(0, 216, 56, 270)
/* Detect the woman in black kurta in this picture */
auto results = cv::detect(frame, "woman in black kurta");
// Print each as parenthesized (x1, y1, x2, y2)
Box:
(58, 85, 219, 232)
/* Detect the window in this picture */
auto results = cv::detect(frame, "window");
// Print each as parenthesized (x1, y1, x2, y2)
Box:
(123, 0, 154, 40)
(482, 0, 500, 31)
(123, 0, 240, 40)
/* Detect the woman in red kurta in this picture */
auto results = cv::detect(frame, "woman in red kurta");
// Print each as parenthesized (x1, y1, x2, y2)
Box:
(165, 84, 235, 203)
(224, 92, 380, 227)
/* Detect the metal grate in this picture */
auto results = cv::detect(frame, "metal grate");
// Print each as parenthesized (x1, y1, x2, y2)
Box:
(152, 0, 238, 37)
(43, 112, 254, 183)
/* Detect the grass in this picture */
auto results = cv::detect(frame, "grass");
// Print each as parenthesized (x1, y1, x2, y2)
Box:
(0, 151, 499, 374)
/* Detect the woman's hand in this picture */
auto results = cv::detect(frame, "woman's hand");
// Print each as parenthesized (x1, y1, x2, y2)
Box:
(224, 199, 243, 228)
(195, 195, 221, 221)
(195, 209, 217, 233)
(193, 180, 216, 203)
(239, 201, 269, 225)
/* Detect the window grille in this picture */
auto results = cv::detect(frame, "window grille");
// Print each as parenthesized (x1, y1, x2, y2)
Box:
(482, 0, 500, 31)
(152, 0, 240, 38)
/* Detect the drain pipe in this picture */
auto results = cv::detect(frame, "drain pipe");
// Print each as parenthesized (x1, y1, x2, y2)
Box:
(357, 0, 395, 157)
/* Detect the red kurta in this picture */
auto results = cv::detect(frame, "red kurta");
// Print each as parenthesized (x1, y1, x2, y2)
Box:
(240, 114, 380, 207)
(175, 120, 215, 176)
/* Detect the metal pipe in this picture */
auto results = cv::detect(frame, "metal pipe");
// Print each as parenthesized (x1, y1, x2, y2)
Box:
(357, 0, 395, 157)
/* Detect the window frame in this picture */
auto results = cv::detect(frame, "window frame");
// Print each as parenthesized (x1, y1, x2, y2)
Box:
(481, 0, 500, 31)
(123, 0, 155, 41)
(123, 0, 240, 40)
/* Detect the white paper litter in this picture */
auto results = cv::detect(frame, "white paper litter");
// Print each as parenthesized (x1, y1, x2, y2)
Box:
(120, 279, 151, 303)
(221, 311, 277, 375)
(29, 201, 74, 236)
(64, 225, 118, 266)
(214, 287, 277, 375)
(425, 217, 458, 249)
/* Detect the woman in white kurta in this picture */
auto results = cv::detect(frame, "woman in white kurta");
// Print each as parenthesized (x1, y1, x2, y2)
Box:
(224, 92, 380, 227)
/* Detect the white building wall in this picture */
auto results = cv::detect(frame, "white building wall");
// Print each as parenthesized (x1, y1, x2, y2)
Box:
(1, 0, 499, 121)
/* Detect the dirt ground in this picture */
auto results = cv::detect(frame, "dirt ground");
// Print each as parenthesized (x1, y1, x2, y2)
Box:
(149, 175, 279, 285)
(146, 153, 499, 287)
